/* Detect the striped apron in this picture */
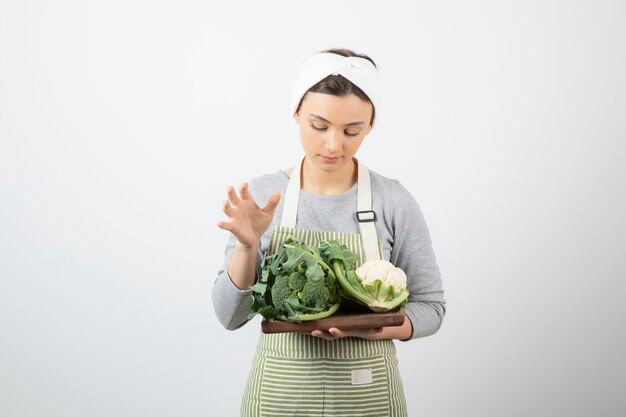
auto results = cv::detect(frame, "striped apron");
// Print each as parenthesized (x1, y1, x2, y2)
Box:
(240, 158, 408, 417)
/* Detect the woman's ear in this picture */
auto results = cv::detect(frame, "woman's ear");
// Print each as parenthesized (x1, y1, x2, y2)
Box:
(293, 109, 301, 124)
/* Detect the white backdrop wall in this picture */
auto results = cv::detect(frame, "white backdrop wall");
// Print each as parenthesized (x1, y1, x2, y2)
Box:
(1, 1, 625, 416)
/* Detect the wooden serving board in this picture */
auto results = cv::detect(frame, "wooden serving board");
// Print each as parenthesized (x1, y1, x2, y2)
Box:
(261, 307, 405, 334)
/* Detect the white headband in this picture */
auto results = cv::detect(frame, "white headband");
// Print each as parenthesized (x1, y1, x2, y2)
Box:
(290, 52, 381, 125)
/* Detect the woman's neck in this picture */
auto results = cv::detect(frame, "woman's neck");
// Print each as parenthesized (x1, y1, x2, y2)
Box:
(300, 157, 358, 195)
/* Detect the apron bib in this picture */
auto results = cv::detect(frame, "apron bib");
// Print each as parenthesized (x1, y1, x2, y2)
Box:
(240, 158, 408, 417)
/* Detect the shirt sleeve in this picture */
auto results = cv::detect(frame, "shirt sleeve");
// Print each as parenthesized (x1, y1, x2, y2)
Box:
(211, 233, 264, 330)
(387, 179, 446, 340)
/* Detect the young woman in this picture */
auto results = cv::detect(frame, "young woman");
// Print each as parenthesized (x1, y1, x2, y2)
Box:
(213, 48, 446, 417)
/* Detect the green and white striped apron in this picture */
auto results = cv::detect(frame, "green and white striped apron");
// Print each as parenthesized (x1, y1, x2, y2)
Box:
(240, 158, 408, 417)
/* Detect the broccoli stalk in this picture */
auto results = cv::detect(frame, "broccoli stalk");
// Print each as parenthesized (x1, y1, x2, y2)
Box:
(287, 301, 341, 322)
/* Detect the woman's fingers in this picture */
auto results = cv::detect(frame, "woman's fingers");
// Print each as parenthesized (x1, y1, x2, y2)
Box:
(216, 220, 232, 232)
(226, 183, 279, 213)
(311, 330, 335, 340)
(328, 328, 344, 337)
(218, 184, 281, 246)
(310, 327, 383, 340)
(226, 185, 240, 206)
(263, 191, 281, 213)
(239, 182, 252, 200)
(222, 199, 233, 214)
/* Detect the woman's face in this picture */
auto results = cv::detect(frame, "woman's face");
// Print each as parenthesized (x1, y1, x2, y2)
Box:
(294, 92, 373, 173)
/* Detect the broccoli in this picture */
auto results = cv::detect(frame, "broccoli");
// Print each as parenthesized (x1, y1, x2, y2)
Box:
(302, 278, 330, 309)
(249, 237, 341, 323)
(270, 274, 292, 311)
(288, 271, 307, 292)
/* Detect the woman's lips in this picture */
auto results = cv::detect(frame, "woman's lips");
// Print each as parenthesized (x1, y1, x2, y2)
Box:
(320, 155, 340, 163)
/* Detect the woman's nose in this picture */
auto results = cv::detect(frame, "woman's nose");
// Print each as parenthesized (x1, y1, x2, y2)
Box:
(325, 131, 342, 153)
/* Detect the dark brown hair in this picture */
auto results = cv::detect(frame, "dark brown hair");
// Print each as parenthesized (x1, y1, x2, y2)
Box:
(297, 48, 377, 124)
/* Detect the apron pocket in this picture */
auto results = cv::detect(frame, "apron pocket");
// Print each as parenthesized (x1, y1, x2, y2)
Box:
(260, 356, 325, 416)
(322, 355, 390, 417)
(259, 355, 390, 417)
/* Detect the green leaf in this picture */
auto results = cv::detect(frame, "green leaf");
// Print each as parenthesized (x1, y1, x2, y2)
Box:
(250, 282, 267, 294)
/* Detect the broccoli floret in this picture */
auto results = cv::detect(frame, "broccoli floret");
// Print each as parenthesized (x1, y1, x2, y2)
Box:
(288, 271, 307, 292)
(270, 274, 292, 311)
(302, 278, 330, 309)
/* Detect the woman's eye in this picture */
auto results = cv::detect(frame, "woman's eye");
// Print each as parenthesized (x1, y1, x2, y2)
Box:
(345, 130, 359, 137)
(311, 124, 327, 132)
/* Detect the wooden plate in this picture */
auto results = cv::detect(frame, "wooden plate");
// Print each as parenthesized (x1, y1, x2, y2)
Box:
(261, 307, 405, 334)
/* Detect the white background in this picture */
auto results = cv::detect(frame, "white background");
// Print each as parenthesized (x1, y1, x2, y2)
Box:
(1, 1, 625, 416)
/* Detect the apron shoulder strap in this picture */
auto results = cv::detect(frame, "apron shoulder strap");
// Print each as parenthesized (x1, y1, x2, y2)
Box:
(357, 162, 382, 262)
(279, 157, 303, 228)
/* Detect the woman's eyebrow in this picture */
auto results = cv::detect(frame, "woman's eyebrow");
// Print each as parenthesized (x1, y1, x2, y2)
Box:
(309, 114, 365, 127)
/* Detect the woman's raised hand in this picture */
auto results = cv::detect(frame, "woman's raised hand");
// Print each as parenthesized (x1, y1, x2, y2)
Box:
(217, 182, 281, 249)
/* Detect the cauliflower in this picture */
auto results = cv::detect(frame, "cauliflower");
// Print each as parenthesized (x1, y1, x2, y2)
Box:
(353, 260, 409, 312)
(356, 260, 408, 293)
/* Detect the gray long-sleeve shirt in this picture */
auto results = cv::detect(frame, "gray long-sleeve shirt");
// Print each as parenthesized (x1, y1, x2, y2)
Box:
(212, 168, 446, 340)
